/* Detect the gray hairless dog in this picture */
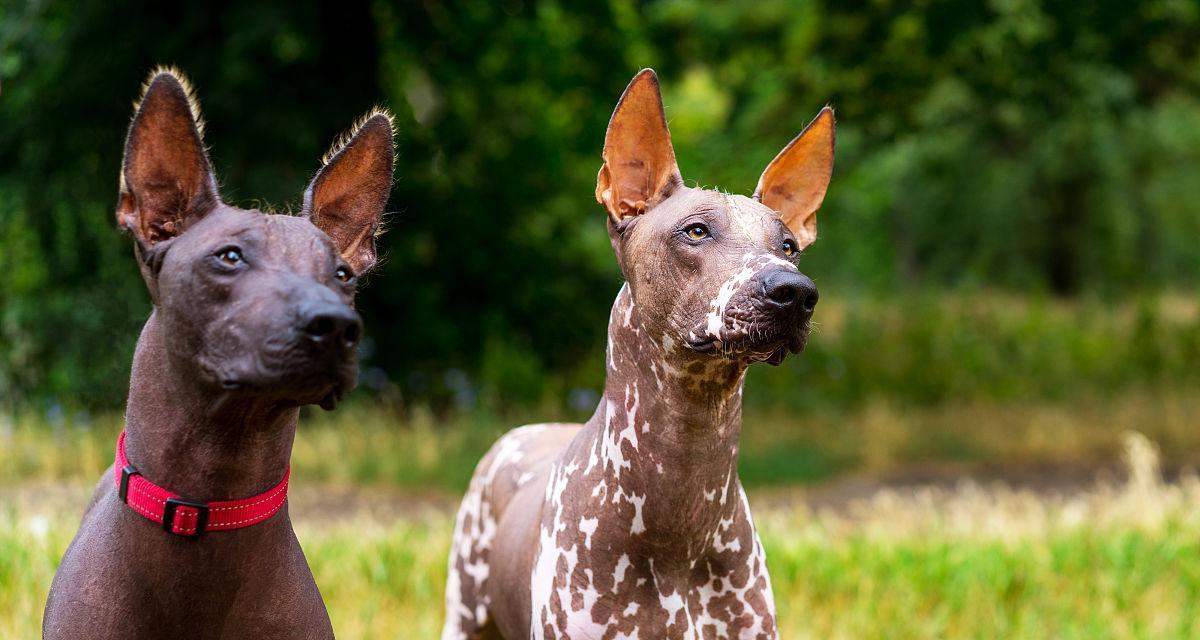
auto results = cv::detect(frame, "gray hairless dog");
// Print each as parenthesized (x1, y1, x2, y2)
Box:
(442, 69, 834, 639)
(42, 68, 394, 639)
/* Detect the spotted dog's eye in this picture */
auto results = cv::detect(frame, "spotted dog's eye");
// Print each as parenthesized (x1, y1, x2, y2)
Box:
(685, 224, 710, 240)
(215, 247, 243, 265)
(781, 239, 797, 257)
(335, 266, 354, 283)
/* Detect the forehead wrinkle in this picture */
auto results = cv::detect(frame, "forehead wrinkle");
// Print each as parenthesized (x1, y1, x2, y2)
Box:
(723, 195, 759, 240)
(266, 214, 327, 277)
(276, 216, 327, 275)
(226, 225, 259, 239)
(264, 214, 286, 262)
(724, 194, 783, 249)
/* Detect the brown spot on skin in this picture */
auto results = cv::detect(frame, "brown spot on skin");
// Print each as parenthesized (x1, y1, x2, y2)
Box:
(444, 68, 834, 639)
(442, 286, 780, 639)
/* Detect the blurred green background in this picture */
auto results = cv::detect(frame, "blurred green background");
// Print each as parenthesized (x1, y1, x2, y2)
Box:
(4, 2, 1200, 637)
(2, 0, 1198, 416)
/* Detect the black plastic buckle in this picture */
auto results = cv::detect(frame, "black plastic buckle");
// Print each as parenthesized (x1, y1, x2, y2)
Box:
(163, 496, 209, 536)
(119, 465, 140, 503)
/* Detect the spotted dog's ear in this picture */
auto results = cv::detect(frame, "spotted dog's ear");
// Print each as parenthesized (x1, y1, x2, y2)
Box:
(116, 67, 220, 246)
(753, 107, 835, 250)
(303, 110, 395, 275)
(596, 69, 684, 221)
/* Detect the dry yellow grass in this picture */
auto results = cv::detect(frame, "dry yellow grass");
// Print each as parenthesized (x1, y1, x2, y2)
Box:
(4, 433, 1199, 638)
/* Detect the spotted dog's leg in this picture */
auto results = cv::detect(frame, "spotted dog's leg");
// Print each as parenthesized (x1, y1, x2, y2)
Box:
(442, 437, 517, 639)
(693, 486, 779, 640)
(443, 424, 574, 640)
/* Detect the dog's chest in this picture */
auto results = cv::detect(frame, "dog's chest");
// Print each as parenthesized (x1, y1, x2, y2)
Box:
(546, 556, 777, 640)
(530, 441, 777, 639)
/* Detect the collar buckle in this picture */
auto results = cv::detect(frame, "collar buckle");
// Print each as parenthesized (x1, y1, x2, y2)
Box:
(163, 496, 209, 536)
(118, 465, 140, 503)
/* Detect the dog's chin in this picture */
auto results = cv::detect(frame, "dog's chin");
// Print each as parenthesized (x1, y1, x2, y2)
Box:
(748, 338, 801, 366)
(315, 383, 347, 411)
(761, 338, 805, 365)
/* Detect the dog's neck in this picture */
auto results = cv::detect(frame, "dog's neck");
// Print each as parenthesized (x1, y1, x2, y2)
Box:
(588, 283, 748, 569)
(122, 313, 298, 500)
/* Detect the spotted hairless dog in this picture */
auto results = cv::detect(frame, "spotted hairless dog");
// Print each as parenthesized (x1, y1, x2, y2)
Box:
(443, 69, 835, 639)
(42, 68, 394, 639)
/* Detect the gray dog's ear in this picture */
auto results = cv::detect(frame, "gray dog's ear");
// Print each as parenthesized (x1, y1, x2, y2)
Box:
(596, 69, 684, 221)
(116, 67, 220, 246)
(304, 110, 395, 275)
(753, 107, 835, 250)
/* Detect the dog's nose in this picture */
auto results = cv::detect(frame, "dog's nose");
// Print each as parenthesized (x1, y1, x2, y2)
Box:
(300, 303, 362, 350)
(763, 270, 818, 315)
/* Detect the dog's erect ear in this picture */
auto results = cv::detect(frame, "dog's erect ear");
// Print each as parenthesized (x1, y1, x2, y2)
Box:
(116, 68, 220, 246)
(596, 69, 684, 221)
(304, 110, 395, 275)
(753, 107, 835, 250)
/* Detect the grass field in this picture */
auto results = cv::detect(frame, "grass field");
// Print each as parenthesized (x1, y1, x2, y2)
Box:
(3, 433, 1198, 638)
(3, 392, 1200, 638)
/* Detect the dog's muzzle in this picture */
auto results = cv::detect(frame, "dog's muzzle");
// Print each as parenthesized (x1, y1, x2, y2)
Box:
(760, 268, 818, 319)
(761, 268, 817, 363)
(687, 268, 818, 364)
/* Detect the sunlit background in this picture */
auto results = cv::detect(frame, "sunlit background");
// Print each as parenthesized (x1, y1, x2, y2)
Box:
(2, 1, 1200, 637)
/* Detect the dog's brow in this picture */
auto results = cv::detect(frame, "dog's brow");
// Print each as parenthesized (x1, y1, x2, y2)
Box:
(730, 195, 785, 243)
(226, 225, 259, 239)
(723, 195, 758, 236)
(774, 217, 791, 238)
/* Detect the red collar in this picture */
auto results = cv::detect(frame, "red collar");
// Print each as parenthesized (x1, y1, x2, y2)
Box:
(113, 430, 290, 537)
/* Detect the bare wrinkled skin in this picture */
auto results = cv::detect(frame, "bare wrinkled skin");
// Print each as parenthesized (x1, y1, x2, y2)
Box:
(618, 188, 813, 365)
(443, 69, 833, 640)
(155, 209, 363, 404)
(43, 68, 394, 640)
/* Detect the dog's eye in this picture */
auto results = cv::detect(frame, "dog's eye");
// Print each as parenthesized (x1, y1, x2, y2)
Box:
(685, 224, 709, 240)
(335, 266, 354, 283)
(782, 240, 797, 257)
(216, 248, 243, 265)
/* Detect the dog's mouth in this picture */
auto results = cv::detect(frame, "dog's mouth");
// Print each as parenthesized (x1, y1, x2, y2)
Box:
(219, 375, 348, 410)
(212, 349, 356, 409)
(686, 322, 809, 365)
(764, 330, 809, 365)
(318, 383, 346, 411)
(686, 336, 720, 353)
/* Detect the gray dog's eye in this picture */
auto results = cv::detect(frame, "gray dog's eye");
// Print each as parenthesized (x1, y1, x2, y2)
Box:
(782, 239, 797, 257)
(335, 266, 354, 283)
(685, 224, 709, 240)
(216, 248, 243, 265)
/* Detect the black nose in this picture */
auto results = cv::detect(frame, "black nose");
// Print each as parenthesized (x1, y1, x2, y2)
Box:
(763, 269, 818, 315)
(300, 303, 362, 350)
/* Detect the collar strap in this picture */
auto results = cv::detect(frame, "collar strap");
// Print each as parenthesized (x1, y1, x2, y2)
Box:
(113, 430, 290, 537)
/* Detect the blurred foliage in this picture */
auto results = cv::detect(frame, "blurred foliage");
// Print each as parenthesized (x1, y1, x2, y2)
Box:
(7, 385, 1200, 491)
(748, 294, 1200, 410)
(1, 0, 1198, 410)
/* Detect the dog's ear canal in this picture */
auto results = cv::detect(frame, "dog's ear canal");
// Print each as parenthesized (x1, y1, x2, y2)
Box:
(116, 68, 220, 246)
(596, 69, 684, 221)
(304, 111, 395, 275)
(753, 107, 835, 251)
